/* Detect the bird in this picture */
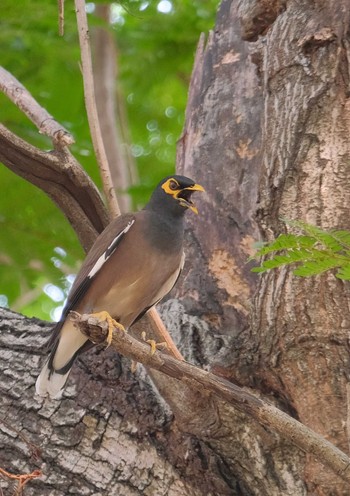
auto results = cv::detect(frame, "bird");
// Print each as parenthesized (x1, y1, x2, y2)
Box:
(35, 175, 204, 399)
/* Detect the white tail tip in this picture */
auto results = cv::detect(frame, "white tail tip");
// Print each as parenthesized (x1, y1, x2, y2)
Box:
(35, 359, 71, 400)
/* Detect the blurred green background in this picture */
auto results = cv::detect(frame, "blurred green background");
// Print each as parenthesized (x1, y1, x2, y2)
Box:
(0, 0, 217, 321)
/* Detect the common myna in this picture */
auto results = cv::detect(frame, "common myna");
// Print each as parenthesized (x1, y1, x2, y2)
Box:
(36, 175, 204, 398)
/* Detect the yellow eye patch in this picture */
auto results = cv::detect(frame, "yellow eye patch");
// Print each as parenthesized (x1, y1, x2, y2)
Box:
(161, 178, 180, 196)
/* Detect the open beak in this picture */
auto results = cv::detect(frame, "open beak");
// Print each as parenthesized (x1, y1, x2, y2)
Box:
(176, 183, 205, 214)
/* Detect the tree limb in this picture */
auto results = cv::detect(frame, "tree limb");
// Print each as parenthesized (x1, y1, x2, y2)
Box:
(71, 310, 350, 485)
(0, 124, 109, 252)
(0, 65, 110, 250)
(0, 66, 73, 148)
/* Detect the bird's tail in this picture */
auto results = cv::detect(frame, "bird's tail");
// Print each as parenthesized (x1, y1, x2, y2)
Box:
(35, 318, 88, 399)
(35, 358, 71, 400)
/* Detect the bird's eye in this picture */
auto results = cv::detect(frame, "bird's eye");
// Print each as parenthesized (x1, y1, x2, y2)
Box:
(169, 180, 178, 190)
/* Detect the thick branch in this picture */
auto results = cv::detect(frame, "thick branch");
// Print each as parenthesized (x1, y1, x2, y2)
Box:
(0, 66, 73, 147)
(0, 67, 110, 250)
(0, 124, 109, 252)
(71, 311, 350, 485)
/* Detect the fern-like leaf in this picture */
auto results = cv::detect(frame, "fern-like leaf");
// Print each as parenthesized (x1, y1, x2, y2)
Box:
(251, 220, 350, 280)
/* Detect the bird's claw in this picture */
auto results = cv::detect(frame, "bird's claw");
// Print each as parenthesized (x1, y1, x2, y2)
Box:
(141, 331, 168, 355)
(90, 311, 125, 348)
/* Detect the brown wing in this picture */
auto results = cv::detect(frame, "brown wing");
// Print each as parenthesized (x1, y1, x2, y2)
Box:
(70, 212, 136, 296)
(48, 212, 136, 348)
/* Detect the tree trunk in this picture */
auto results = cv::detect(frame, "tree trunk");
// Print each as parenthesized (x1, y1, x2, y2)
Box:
(0, 308, 211, 495)
(1, 1, 350, 495)
(248, 1, 350, 494)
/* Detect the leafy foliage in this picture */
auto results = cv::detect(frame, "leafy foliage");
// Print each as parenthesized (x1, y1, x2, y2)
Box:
(0, 0, 217, 319)
(115, 0, 218, 199)
(251, 221, 350, 280)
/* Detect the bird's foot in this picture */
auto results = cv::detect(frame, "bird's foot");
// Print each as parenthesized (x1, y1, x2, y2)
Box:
(90, 311, 125, 348)
(141, 331, 168, 355)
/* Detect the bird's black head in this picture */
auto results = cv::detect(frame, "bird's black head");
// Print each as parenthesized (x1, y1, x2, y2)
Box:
(145, 175, 205, 217)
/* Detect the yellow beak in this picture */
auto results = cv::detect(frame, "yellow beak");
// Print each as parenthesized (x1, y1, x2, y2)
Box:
(177, 183, 205, 214)
(185, 183, 205, 193)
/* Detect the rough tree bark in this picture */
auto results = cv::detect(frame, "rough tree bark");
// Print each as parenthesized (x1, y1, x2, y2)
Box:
(172, 0, 350, 494)
(244, 1, 350, 495)
(1, 1, 350, 495)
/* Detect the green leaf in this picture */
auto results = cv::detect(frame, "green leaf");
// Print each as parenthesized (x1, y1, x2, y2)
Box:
(254, 234, 315, 257)
(285, 220, 344, 252)
(335, 265, 350, 280)
(293, 257, 341, 277)
(251, 219, 350, 280)
(330, 230, 350, 250)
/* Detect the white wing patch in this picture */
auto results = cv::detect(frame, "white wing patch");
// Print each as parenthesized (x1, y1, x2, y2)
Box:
(88, 220, 135, 278)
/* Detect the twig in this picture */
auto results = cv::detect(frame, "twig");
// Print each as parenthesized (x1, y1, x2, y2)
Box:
(0, 67, 73, 147)
(71, 310, 350, 484)
(148, 308, 183, 361)
(0, 468, 41, 493)
(74, 0, 120, 218)
(58, 0, 65, 36)
(0, 418, 41, 461)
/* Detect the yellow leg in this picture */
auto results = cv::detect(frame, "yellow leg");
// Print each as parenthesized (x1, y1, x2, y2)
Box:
(141, 331, 168, 356)
(90, 311, 125, 347)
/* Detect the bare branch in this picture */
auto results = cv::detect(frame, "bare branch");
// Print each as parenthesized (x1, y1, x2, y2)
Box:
(148, 307, 183, 361)
(0, 124, 109, 252)
(0, 67, 109, 248)
(74, 0, 120, 218)
(0, 66, 73, 147)
(58, 0, 65, 36)
(72, 310, 350, 485)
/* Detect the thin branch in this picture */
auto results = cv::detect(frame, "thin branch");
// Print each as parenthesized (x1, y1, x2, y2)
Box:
(0, 468, 42, 493)
(74, 0, 120, 218)
(0, 418, 41, 461)
(0, 66, 73, 147)
(58, 0, 65, 36)
(71, 310, 350, 485)
(148, 307, 183, 361)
